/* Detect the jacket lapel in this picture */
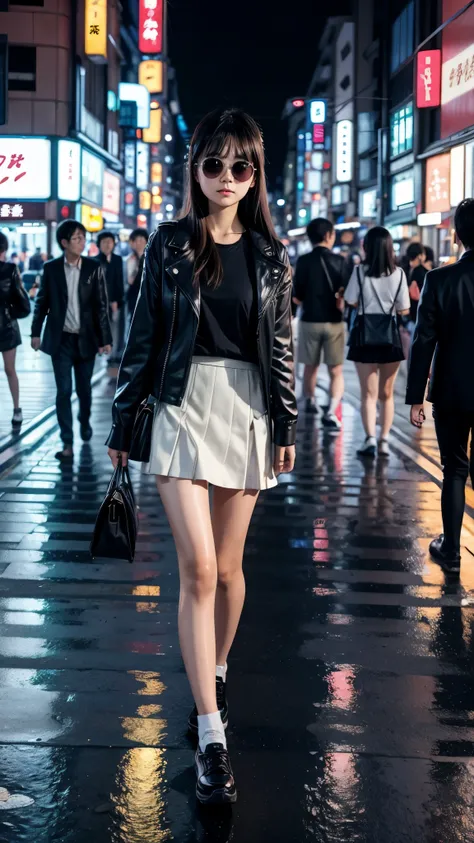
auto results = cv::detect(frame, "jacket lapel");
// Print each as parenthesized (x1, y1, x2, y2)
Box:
(249, 230, 286, 317)
(165, 221, 199, 315)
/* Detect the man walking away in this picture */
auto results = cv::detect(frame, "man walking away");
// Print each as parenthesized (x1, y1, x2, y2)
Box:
(31, 220, 112, 462)
(126, 227, 149, 319)
(97, 230, 125, 366)
(407, 199, 474, 575)
(293, 218, 351, 429)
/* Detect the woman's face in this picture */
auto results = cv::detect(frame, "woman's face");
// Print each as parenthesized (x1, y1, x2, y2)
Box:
(195, 145, 256, 211)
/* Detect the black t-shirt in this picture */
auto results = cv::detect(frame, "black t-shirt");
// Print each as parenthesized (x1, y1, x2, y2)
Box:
(194, 236, 258, 363)
(293, 246, 350, 323)
(409, 264, 427, 322)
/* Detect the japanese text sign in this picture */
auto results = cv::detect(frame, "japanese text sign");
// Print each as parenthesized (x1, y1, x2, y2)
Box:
(426, 153, 451, 214)
(417, 51, 441, 108)
(0, 138, 51, 200)
(139, 0, 163, 54)
(58, 140, 81, 202)
(441, 0, 474, 137)
(139, 60, 163, 94)
(102, 170, 120, 216)
(0, 202, 46, 220)
(85, 0, 107, 62)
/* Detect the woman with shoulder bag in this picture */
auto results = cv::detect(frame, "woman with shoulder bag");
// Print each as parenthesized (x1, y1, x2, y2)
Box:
(345, 226, 410, 458)
(106, 108, 297, 804)
(0, 232, 31, 427)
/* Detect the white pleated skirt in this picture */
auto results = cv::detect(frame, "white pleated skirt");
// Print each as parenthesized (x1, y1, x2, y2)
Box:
(142, 357, 277, 490)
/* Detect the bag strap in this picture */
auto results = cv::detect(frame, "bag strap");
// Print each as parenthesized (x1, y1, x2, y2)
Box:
(356, 266, 365, 316)
(320, 253, 335, 295)
(363, 269, 404, 316)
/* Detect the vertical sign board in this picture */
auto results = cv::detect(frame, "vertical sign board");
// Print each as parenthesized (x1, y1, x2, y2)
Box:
(416, 50, 441, 107)
(139, 60, 163, 94)
(139, 0, 163, 54)
(441, 0, 474, 138)
(336, 120, 353, 183)
(85, 0, 107, 62)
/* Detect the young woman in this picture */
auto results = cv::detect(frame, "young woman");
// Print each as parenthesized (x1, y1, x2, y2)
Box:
(0, 233, 30, 426)
(345, 226, 410, 458)
(106, 109, 297, 804)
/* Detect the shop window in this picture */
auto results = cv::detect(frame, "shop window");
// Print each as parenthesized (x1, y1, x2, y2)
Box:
(340, 75, 351, 91)
(340, 42, 351, 61)
(390, 102, 413, 158)
(8, 46, 36, 92)
(391, 2, 414, 74)
(358, 112, 378, 155)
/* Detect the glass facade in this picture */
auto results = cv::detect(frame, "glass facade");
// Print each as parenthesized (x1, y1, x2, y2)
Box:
(390, 102, 413, 158)
(391, 2, 414, 74)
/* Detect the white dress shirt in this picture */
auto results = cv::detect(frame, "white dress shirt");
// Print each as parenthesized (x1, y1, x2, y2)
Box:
(63, 257, 81, 334)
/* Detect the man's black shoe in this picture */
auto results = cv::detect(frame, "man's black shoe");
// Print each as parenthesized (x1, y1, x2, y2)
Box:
(188, 677, 229, 735)
(195, 743, 237, 805)
(55, 447, 74, 462)
(305, 398, 319, 415)
(429, 535, 461, 574)
(80, 425, 93, 442)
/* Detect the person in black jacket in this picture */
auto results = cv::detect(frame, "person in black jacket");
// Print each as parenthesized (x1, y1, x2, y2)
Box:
(107, 108, 297, 804)
(97, 230, 125, 365)
(31, 220, 112, 461)
(0, 232, 30, 427)
(293, 218, 351, 428)
(407, 199, 474, 574)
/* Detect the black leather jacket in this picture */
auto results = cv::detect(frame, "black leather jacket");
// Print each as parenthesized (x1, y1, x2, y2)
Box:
(106, 220, 297, 451)
(406, 250, 474, 410)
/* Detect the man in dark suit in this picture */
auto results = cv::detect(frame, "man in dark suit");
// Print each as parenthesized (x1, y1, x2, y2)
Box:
(96, 230, 125, 365)
(31, 220, 112, 461)
(406, 199, 474, 575)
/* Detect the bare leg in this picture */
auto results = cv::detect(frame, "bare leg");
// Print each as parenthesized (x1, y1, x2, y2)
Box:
(355, 363, 379, 437)
(378, 362, 401, 439)
(212, 487, 259, 666)
(2, 348, 19, 408)
(156, 477, 218, 715)
(327, 364, 344, 411)
(303, 364, 318, 400)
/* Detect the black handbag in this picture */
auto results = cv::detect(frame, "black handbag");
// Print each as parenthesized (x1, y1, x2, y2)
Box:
(90, 457, 138, 562)
(348, 267, 403, 349)
(129, 394, 156, 462)
(9, 270, 31, 320)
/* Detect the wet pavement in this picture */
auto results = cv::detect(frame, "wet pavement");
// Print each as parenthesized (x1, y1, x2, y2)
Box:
(1, 373, 474, 842)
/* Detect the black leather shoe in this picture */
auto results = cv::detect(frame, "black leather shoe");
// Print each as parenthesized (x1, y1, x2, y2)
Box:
(195, 743, 237, 805)
(55, 447, 74, 462)
(188, 677, 229, 735)
(80, 425, 93, 442)
(429, 535, 461, 574)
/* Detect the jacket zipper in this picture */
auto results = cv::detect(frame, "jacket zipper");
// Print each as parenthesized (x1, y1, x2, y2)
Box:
(158, 286, 177, 400)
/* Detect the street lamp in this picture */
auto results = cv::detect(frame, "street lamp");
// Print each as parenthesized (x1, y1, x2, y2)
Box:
(276, 199, 285, 207)
(165, 134, 173, 142)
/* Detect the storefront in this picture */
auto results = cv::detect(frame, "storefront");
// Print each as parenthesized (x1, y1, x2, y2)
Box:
(385, 164, 419, 257)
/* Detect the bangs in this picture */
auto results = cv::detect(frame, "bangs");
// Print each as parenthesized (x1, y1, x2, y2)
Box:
(199, 118, 259, 165)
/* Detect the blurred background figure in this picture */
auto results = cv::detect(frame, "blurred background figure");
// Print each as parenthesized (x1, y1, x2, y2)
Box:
(0, 232, 31, 427)
(96, 231, 125, 370)
(29, 247, 44, 272)
(126, 228, 149, 320)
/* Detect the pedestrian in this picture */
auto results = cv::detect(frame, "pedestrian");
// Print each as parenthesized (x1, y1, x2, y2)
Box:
(31, 220, 112, 461)
(106, 108, 297, 804)
(96, 230, 125, 365)
(407, 199, 474, 575)
(400, 242, 425, 339)
(0, 233, 30, 427)
(345, 226, 410, 458)
(292, 217, 350, 428)
(126, 227, 149, 318)
(29, 247, 44, 272)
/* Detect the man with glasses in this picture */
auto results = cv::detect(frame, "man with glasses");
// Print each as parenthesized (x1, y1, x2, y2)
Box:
(31, 220, 112, 461)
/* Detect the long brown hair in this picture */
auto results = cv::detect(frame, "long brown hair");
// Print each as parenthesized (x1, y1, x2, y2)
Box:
(179, 108, 279, 288)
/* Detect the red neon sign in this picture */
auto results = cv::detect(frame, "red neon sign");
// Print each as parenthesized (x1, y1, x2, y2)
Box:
(416, 50, 441, 108)
(313, 124, 325, 144)
(139, 0, 163, 55)
(292, 99, 305, 108)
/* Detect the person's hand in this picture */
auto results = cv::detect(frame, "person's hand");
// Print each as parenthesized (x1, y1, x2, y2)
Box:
(110, 301, 118, 313)
(274, 445, 296, 476)
(108, 448, 128, 468)
(31, 337, 41, 351)
(410, 404, 426, 428)
(99, 345, 112, 355)
(335, 287, 345, 312)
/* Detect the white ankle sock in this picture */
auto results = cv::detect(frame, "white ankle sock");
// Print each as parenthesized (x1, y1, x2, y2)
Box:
(198, 711, 227, 752)
(328, 398, 339, 415)
(216, 663, 227, 682)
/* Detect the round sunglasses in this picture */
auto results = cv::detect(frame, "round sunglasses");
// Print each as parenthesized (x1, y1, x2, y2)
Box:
(198, 157, 256, 183)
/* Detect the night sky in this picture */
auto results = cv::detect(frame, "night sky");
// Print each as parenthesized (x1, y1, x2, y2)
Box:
(167, 0, 353, 188)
